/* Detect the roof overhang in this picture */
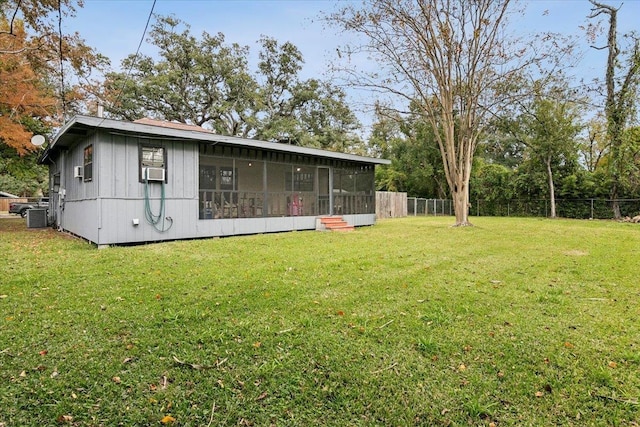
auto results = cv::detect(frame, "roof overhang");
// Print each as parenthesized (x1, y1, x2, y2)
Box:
(40, 115, 391, 165)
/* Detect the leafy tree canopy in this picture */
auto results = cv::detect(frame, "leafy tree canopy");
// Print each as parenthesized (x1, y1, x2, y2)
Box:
(99, 15, 363, 153)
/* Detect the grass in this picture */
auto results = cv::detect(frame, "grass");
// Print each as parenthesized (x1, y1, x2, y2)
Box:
(1, 216, 639, 426)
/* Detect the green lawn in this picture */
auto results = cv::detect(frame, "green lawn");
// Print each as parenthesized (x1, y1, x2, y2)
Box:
(1, 217, 639, 426)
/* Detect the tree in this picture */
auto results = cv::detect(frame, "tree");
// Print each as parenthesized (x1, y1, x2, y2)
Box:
(1, 1, 103, 195)
(589, 1, 640, 218)
(101, 15, 257, 135)
(371, 106, 448, 198)
(580, 114, 608, 173)
(0, 18, 56, 155)
(504, 94, 582, 218)
(470, 158, 514, 216)
(1, 0, 108, 121)
(100, 17, 362, 152)
(329, 0, 570, 226)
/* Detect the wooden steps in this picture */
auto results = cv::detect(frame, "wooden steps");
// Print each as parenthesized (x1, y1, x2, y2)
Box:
(316, 216, 355, 232)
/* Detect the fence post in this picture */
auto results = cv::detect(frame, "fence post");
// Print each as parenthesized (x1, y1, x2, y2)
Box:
(590, 199, 594, 219)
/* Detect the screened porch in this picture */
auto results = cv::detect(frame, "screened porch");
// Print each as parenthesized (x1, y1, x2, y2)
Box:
(198, 143, 375, 220)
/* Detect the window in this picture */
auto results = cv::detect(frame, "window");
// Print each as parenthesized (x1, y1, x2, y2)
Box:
(140, 145, 166, 182)
(219, 167, 237, 190)
(83, 145, 93, 182)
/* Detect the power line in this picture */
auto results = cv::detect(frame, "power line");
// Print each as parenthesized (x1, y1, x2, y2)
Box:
(99, 0, 157, 125)
(58, 0, 66, 121)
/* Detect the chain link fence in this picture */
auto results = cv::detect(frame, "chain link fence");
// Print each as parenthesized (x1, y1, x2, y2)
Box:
(407, 198, 453, 216)
(406, 197, 640, 219)
(470, 198, 640, 219)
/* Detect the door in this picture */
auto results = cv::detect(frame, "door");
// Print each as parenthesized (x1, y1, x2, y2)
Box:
(317, 167, 330, 215)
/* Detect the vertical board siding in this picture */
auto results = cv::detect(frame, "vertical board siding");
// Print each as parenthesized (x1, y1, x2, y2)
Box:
(95, 135, 200, 245)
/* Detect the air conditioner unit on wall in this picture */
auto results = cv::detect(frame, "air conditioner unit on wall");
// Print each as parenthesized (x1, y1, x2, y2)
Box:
(74, 166, 83, 179)
(144, 167, 166, 182)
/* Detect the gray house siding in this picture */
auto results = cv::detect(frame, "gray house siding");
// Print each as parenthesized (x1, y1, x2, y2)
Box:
(49, 132, 100, 242)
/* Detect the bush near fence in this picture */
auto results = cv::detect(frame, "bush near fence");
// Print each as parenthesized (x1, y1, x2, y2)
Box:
(470, 198, 640, 219)
(404, 197, 640, 219)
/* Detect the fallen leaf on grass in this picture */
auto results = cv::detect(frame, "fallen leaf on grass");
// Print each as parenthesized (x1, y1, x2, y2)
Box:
(256, 391, 268, 401)
(535, 391, 544, 397)
(608, 361, 617, 368)
(564, 342, 574, 349)
(0, 295, 7, 299)
(56, 414, 73, 423)
(253, 342, 262, 348)
(458, 364, 467, 372)
(112, 376, 121, 384)
(172, 355, 216, 370)
(160, 415, 175, 424)
(39, 350, 48, 356)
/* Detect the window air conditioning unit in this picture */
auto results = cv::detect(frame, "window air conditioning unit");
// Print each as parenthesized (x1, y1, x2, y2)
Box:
(144, 167, 166, 182)
(74, 166, 83, 179)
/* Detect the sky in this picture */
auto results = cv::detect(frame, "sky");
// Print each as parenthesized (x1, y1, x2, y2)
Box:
(64, 0, 640, 131)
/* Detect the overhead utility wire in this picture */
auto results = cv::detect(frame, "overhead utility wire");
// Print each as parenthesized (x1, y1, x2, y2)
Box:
(97, 0, 157, 128)
(58, 0, 66, 121)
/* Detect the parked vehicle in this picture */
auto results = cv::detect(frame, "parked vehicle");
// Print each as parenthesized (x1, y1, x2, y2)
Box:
(8, 197, 49, 218)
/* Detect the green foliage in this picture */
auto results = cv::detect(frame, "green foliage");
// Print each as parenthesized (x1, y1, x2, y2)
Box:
(100, 17, 362, 152)
(0, 154, 48, 196)
(370, 109, 448, 198)
(469, 158, 514, 215)
(1, 217, 639, 425)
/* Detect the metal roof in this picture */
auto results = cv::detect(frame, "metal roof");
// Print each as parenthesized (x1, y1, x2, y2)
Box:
(42, 115, 390, 165)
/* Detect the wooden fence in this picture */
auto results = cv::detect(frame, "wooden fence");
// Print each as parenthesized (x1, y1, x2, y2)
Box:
(0, 198, 27, 213)
(375, 191, 407, 219)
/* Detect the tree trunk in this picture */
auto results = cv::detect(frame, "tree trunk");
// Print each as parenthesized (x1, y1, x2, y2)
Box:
(610, 181, 622, 219)
(451, 157, 473, 226)
(452, 185, 471, 226)
(546, 156, 556, 219)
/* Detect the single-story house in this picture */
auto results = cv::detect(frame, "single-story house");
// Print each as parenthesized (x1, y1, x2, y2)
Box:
(39, 115, 390, 247)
